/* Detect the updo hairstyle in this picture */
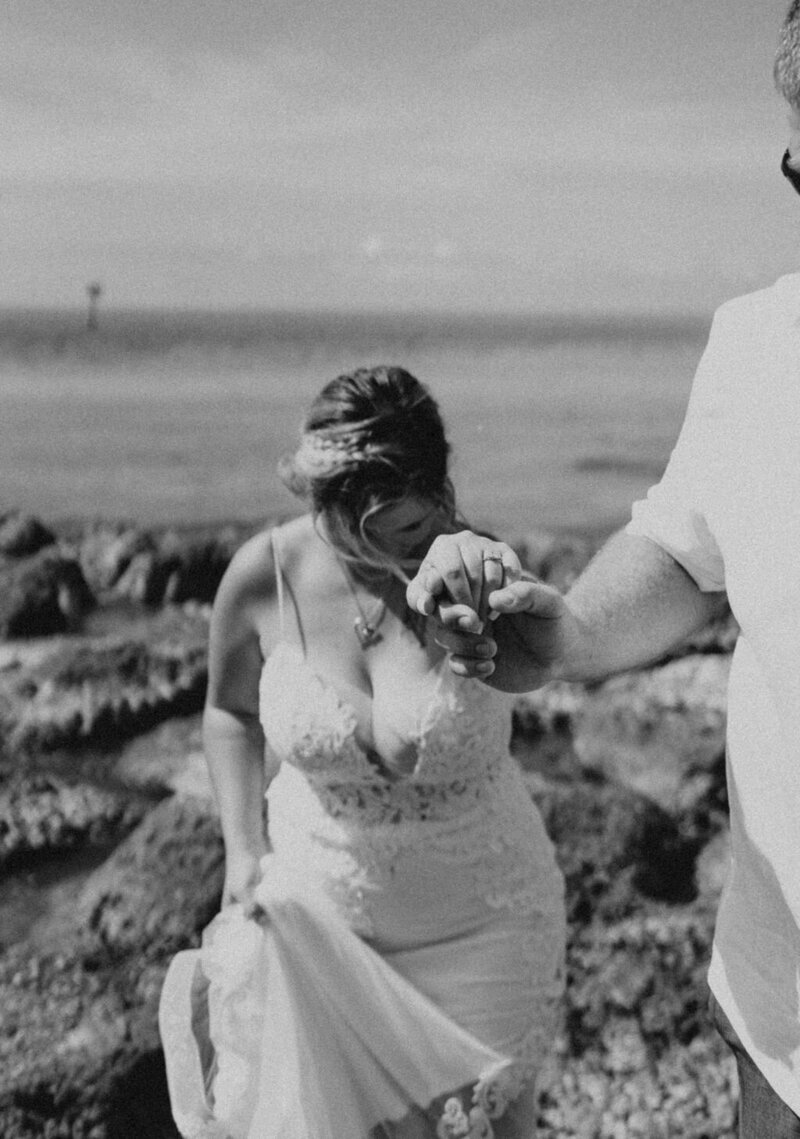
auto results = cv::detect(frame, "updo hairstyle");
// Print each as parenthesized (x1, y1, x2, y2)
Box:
(279, 365, 458, 577)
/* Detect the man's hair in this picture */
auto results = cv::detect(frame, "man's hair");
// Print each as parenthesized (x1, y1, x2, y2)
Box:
(775, 1, 800, 111)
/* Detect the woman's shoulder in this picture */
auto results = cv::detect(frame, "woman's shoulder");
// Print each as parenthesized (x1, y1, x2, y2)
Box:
(271, 513, 317, 557)
(222, 515, 315, 599)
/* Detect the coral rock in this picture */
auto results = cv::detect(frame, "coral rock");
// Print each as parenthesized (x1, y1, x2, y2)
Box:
(0, 512, 56, 559)
(0, 551, 95, 639)
(0, 795, 223, 1139)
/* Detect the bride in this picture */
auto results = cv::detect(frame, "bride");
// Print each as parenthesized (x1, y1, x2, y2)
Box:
(159, 365, 565, 1139)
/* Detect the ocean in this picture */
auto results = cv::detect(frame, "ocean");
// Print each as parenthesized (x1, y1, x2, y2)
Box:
(0, 308, 710, 540)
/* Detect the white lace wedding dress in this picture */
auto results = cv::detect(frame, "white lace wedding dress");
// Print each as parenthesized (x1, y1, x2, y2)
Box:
(160, 595, 565, 1139)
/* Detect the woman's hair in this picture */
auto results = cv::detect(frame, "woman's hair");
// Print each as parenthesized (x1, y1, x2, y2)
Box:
(279, 365, 459, 577)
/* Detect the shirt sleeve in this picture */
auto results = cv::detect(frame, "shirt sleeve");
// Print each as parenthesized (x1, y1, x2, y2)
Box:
(625, 308, 729, 593)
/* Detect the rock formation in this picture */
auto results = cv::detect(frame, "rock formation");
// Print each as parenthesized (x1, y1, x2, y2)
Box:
(0, 516, 740, 1138)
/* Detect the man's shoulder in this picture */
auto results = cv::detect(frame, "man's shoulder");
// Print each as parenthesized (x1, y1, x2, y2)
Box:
(691, 275, 800, 405)
(713, 273, 800, 327)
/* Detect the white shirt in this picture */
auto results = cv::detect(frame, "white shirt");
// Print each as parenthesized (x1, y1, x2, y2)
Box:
(626, 273, 800, 1113)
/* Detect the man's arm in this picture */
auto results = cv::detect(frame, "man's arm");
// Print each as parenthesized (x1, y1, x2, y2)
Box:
(409, 529, 727, 692)
(550, 529, 725, 681)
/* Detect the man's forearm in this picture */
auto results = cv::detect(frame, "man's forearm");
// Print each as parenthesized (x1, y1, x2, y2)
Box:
(412, 526, 726, 692)
(555, 530, 726, 683)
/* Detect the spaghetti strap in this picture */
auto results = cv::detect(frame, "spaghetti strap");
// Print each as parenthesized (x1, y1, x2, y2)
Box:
(270, 529, 287, 641)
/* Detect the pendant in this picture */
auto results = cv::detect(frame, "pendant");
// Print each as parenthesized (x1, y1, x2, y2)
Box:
(354, 616, 382, 649)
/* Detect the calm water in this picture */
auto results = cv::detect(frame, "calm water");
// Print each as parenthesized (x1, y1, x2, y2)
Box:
(0, 308, 709, 539)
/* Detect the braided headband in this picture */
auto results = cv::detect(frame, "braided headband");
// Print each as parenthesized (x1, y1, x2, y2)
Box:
(293, 431, 382, 477)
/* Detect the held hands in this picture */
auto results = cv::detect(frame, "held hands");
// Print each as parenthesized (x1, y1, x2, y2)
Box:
(407, 532, 522, 633)
(406, 531, 569, 688)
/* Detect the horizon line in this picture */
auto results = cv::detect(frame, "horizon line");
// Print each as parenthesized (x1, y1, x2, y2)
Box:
(0, 303, 713, 326)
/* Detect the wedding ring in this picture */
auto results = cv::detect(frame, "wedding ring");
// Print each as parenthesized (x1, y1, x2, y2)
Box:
(482, 552, 504, 563)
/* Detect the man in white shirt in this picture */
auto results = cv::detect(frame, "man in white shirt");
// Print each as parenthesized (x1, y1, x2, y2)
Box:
(406, 6, 800, 1134)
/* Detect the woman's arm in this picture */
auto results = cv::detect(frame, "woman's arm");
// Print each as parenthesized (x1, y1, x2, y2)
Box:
(203, 533, 276, 906)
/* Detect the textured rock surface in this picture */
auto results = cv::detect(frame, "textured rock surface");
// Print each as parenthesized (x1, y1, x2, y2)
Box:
(78, 526, 157, 595)
(0, 773, 147, 872)
(0, 512, 57, 559)
(515, 653, 730, 815)
(531, 774, 704, 926)
(0, 795, 224, 1139)
(78, 523, 251, 608)
(0, 607, 209, 757)
(0, 522, 742, 1138)
(537, 901, 738, 1138)
(0, 550, 95, 639)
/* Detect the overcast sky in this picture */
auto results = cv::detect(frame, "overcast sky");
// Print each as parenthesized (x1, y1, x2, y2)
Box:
(2, 0, 798, 314)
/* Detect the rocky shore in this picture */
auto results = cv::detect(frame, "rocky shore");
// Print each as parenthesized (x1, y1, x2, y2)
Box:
(0, 510, 739, 1138)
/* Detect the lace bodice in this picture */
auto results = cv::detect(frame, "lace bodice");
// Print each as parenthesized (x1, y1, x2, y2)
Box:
(259, 641, 561, 921)
(259, 641, 515, 823)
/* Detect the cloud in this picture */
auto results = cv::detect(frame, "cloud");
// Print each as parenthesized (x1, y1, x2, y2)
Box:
(357, 234, 462, 275)
(361, 236, 384, 262)
(0, 0, 793, 310)
(2, 2, 779, 192)
(0, 18, 381, 182)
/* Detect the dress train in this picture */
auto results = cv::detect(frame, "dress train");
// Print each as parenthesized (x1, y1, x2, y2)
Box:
(159, 860, 520, 1139)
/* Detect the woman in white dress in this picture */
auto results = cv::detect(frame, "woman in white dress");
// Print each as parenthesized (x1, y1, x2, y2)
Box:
(159, 365, 565, 1139)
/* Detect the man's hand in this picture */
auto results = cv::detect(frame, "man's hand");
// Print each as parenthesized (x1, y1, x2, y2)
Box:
(433, 577, 571, 691)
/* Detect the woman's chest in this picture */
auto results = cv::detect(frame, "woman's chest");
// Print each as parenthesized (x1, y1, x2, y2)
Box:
(258, 613, 442, 769)
(259, 638, 508, 783)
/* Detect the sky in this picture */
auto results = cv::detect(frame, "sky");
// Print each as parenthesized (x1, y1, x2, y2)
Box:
(1, 0, 798, 315)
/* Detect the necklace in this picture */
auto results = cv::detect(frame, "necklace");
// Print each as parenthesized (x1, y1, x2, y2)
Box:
(338, 560, 388, 649)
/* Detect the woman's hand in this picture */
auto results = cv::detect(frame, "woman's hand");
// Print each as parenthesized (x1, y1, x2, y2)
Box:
(222, 850, 265, 916)
(407, 532, 522, 629)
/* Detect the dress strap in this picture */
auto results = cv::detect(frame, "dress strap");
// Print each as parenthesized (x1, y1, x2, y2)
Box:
(270, 528, 287, 641)
(269, 527, 307, 653)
